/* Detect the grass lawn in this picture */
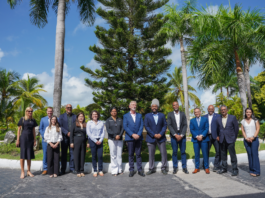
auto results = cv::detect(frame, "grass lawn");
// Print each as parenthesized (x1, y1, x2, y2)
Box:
(1, 141, 265, 163)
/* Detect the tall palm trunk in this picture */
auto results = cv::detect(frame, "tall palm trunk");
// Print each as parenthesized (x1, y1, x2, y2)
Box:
(234, 50, 247, 116)
(180, 37, 190, 135)
(244, 59, 252, 109)
(227, 87, 229, 97)
(53, 0, 66, 117)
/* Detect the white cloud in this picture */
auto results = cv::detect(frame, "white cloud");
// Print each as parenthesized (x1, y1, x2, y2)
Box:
(0, 48, 4, 61)
(86, 59, 100, 71)
(200, 85, 220, 110)
(22, 63, 94, 108)
(73, 17, 106, 34)
(206, 5, 219, 16)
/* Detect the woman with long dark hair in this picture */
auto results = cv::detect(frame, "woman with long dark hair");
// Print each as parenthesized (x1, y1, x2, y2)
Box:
(70, 112, 89, 177)
(16, 107, 38, 179)
(44, 115, 63, 178)
(241, 108, 260, 177)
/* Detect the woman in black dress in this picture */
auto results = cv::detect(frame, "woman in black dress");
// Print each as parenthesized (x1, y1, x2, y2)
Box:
(70, 112, 89, 177)
(16, 107, 38, 179)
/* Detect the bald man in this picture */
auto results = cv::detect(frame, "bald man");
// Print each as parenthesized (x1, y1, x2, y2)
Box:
(203, 105, 221, 172)
(59, 104, 77, 175)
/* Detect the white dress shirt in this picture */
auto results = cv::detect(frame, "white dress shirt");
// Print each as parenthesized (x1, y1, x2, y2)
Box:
(86, 120, 105, 143)
(174, 111, 180, 130)
(44, 126, 63, 143)
(208, 113, 213, 134)
(130, 111, 136, 123)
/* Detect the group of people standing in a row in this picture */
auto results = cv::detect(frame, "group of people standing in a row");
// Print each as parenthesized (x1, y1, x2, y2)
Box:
(16, 99, 261, 179)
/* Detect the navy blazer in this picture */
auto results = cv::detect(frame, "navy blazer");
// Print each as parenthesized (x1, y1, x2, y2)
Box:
(216, 114, 239, 144)
(190, 116, 209, 143)
(203, 113, 221, 139)
(59, 113, 76, 138)
(123, 112, 143, 141)
(144, 112, 167, 143)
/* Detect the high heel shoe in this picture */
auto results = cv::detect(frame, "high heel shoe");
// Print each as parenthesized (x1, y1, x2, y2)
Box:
(27, 171, 34, 177)
(20, 173, 25, 179)
(80, 173, 85, 177)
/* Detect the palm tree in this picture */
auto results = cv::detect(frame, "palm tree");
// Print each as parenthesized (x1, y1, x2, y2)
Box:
(189, 4, 264, 116)
(0, 68, 19, 102)
(160, 1, 196, 133)
(167, 66, 200, 111)
(0, 99, 15, 130)
(7, 0, 96, 116)
(13, 75, 47, 116)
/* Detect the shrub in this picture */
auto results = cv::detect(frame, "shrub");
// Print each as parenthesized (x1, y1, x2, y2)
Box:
(0, 143, 20, 156)
(103, 139, 110, 154)
(238, 130, 243, 138)
(0, 134, 5, 140)
(260, 122, 265, 140)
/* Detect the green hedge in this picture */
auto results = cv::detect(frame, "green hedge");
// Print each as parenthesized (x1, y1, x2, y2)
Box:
(0, 134, 5, 140)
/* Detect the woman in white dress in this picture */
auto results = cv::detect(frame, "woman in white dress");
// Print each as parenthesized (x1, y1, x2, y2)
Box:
(241, 108, 260, 177)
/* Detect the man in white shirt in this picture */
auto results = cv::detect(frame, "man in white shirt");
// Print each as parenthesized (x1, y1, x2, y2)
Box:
(203, 105, 221, 172)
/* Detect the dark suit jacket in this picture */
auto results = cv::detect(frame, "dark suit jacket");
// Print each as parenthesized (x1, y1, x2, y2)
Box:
(203, 113, 221, 139)
(216, 114, 239, 144)
(167, 111, 187, 137)
(59, 113, 77, 139)
(123, 112, 143, 141)
(144, 112, 167, 143)
(190, 117, 209, 143)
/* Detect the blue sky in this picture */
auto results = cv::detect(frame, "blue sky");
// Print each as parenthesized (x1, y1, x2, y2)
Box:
(0, 0, 264, 111)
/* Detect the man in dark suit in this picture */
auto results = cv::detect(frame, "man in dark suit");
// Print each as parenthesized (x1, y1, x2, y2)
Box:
(203, 105, 221, 172)
(217, 105, 239, 176)
(167, 101, 189, 174)
(123, 101, 145, 177)
(59, 104, 76, 174)
(144, 99, 168, 175)
(190, 108, 210, 174)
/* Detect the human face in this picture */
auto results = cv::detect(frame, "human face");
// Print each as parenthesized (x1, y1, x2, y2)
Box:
(92, 112, 98, 121)
(245, 109, 252, 119)
(26, 109, 33, 117)
(65, 104, 72, 114)
(78, 114, 85, 122)
(47, 108, 53, 118)
(194, 109, 201, 118)
(151, 104, 158, 113)
(221, 107, 228, 116)
(172, 102, 179, 112)
(129, 102, 137, 111)
(51, 117, 57, 125)
(111, 109, 117, 117)
(208, 105, 215, 115)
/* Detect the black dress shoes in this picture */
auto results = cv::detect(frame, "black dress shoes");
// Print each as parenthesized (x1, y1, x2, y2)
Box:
(173, 168, 178, 174)
(161, 170, 167, 175)
(146, 170, 156, 175)
(138, 171, 145, 177)
(217, 169, 227, 174)
(70, 170, 77, 174)
(231, 171, 238, 176)
(213, 167, 220, 172)
(129, 171, 135, 177)
(183, 168, 189, 174)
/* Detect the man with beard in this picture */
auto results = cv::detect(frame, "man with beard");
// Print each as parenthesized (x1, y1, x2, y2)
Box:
(123, 101, 145, 177)
(144, 99, 168, 175)
(167, 101, 189, 174)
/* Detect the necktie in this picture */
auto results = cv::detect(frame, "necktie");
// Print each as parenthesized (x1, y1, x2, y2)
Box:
(197, 117, 200, 127)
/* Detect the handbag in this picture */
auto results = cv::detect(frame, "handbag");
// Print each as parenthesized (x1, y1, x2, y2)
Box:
(17, 117, 24, 148)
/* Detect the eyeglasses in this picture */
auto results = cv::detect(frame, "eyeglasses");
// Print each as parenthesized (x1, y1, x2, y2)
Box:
(66, 107, 72, 109)
(27, 111, 33, 113)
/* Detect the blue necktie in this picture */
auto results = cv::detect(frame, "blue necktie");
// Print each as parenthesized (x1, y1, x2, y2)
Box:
(197, 117, 200, 127)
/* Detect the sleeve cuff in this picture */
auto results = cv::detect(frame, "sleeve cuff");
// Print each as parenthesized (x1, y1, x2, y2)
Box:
(180, 134, 184, 137)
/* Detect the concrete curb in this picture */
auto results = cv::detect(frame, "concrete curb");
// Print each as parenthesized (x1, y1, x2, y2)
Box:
(1, 150, 265, 173)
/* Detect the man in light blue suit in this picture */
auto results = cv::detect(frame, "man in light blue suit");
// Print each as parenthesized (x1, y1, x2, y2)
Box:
(190, 108, 210, 174)
(39, 107, 53, 175)
(123, 101, 145, 177)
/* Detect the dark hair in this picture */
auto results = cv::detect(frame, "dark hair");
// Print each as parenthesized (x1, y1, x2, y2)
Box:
(109, 107, 118, 113)
(48, 115, 60, 132)
(194, 107, 201, 112)
(47, 107, 53, 110)
(76, 112, 86, 127)
(90, 110, 100, 120)
(244, 108, 257, 120)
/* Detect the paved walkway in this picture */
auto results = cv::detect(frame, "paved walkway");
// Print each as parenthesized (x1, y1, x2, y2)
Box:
(0, 162, 265, 198)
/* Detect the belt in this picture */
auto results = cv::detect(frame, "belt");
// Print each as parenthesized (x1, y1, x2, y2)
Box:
(74, 134, 84, 137)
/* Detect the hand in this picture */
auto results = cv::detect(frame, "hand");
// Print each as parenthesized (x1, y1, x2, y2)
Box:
(54, 143, 58, 149)
(50, 143, 54, 148)
(154, 134, 158, 139)
(197, 136, 202, 141)
(16, 140, 20, 147)
(132, 134, 139, 140)
(96, 141, 102, 145)
(216, 136, 220, 141)
(67, 132, 70, 137)
(175, 134, 181, 142)
(156, 134, 162, 139)
(70, 143, 74, 148)
(34, 140, 37, 146)
(87, 144, 90, 148)
(115, 135, 120, 140)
